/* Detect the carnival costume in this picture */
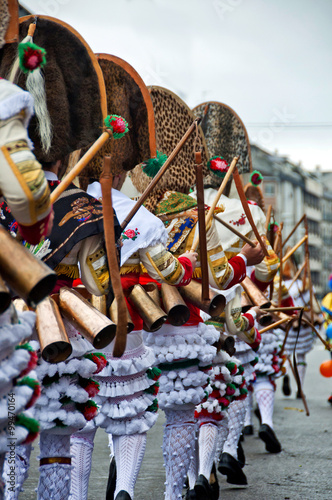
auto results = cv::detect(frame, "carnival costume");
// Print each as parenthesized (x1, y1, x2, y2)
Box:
(129, 87, 257, 500)
(0, 3, 54, 497)
(68, 56, 195, 500)
(192, 101, 279, 488)
(0, 15, 120, 500)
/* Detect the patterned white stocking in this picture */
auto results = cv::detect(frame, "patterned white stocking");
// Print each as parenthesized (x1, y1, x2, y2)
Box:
(113, 433, 147, 499)
(4, 444, 32, 499)
(222, 399, 247, 459)
(244, 390, 253, 427)
(37, 433, 71, 500)
(70, 430, 96, 500)
(187, 429, 198, 490)
(215, 418, 229, 463)
(198, 423, 218, 481)
(254, 379, 275, 428)
(163, 409, 196, 500)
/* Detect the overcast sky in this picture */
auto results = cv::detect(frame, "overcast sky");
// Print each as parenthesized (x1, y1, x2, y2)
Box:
(21, 0, 332, 171)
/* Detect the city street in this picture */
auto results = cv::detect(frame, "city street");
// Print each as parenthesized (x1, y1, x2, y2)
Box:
(21, 342, 332, 500)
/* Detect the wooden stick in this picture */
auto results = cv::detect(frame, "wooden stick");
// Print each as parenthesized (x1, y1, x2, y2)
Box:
(278, 223, 284, 307)
(286, 354, 310, 416)
(287, 261, 306, 291)
(100, 157, 128, 358)
(51, 130, 112, 203)
(264, 204, 272, 234)
(191, 156, 239, 252)
(193, 156, 209, 302)
(282, 214, 306, 248)
(233, 166, 269, 257)
(264, 306, 309, 313)
(258, 317, 290, 334)
(121, 118, 200, 230)
(278, 235, 308, 267)
(213, 214, 255, 247)
(304, 216, 314, 325)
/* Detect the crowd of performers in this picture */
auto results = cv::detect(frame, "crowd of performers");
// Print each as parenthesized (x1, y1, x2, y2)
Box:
(0, 2, 329, 500)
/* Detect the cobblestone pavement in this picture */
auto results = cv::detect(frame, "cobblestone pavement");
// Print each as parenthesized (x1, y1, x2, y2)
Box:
(17, 343, 332, 499)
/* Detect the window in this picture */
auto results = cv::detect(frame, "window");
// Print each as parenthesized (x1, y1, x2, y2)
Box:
(264, 183, 275, 196)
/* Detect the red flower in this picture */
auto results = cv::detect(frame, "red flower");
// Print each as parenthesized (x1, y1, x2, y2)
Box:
(81, 379, 100, 397)
(110, 117, 126, 134)
(78, 401, 98, 421)
(210, 157, 229, 173)
(219, 397, 230, 408)
(23, 47, 44, 71)
(124, 229, 136, 239)
(85, 353, 107, 374)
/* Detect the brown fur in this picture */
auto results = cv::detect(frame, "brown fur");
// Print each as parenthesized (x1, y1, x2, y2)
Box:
(193, 101, 252, 188)
(0, 17, 103, 162)
(130, 86, 208, 210)
(79, 55, 154, 185)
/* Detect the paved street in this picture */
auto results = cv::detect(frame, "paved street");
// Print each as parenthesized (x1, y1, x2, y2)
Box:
(20, 342, 332, 499)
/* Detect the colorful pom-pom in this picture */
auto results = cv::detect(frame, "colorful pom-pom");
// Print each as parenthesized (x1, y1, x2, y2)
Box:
(250, 170, 264, 186)
(104, 115, 129, 139)
(76, 400, 98, 421)
(18, 41, 46, 74)
(207, 156, 229, 178)
(85, 353, 107, 374)
(141, 151, 167, 178)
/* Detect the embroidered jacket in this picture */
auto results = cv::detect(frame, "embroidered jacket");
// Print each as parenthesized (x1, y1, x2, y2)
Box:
(0, 79, 51, 243)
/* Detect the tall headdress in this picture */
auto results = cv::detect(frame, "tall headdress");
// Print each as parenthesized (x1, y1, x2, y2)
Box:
(130, 86, 209, 211)
(0, 15, 107, 162)
(192, 101, 252, 189)
(78, 53, 156, 190)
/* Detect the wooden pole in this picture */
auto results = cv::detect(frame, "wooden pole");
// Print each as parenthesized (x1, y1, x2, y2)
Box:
(278, 235, 308, 267)
(213, 214, 255, 247)
(282, 214, 306, 248)
(258, 317, 290, 334)
(51, 130, 112, 203)
(286, 354, 310, 416)
(193, 155, 209, 302)
(287, 261, 306, 292)
(264, 204, 272, 234)
(100, 157, 128, 358)
(232, 166, 269, 257)
(304, 216, 314, 325)
(278, 222, 284, 307)
(264, 306, 309, 313)
(121, 118, 200, 230)
(191, 156, 239, 252)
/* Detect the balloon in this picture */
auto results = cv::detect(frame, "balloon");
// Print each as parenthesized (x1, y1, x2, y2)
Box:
(319, 360, 332, 378)
(326, 324, 332, 340)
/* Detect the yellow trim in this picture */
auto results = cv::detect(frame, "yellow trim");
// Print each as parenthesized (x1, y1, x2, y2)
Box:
(54, 263, 80, 279)
(1, 145, 35, 223)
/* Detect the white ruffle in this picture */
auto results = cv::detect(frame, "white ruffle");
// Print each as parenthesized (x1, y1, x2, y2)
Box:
(36, 357, 97, 380)
(34, 406, 87, 434)
(0, 385, 34, 424)
(96, 392, 155, 421)
(98, 345, 156, 377)
(34, 377, 90, 406)
(103, 410, 158, 436)
(158, 385, 206, 409)
(144, 323, 218, 365)
(0, 311, 36, 358)
(0, 349, 31, 385)
(159, 368, 208, 394)
(95, 372, 155, 398)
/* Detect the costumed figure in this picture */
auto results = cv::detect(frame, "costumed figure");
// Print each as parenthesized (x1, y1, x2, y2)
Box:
(192, 101, 279, 486)
(0, 2, 53, 497)
(321, 275, 332, 405)
(130, 87, 263, 500)
(0, 15, 121, 500)
(69, 56, 197, 500)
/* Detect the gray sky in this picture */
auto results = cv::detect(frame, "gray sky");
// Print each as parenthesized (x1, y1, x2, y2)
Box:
(22, 0, 332, 171)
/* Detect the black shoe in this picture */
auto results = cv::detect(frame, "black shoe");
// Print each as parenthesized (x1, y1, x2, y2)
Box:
(194, 474, 213, 500)
(185, 489, 197, 499)
(282, 375, 291, 396)
(209, 462, 219, 500)
(258, 424, 282, 453)
(115, 492, 131, 500)
(218, 453, 248, 486)
(106, 457, 117, 500)
(237, 440, 245, 468)
(243, 425, 254, 436)
(254, 406, 261, 423)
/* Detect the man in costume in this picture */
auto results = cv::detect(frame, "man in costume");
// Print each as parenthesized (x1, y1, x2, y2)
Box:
(192, 101, 279, 487)
(68, 55, 198, 500)
(130, 86, 265, 500)
(0, 15, 122, 500)
(0, 1, 53, 497)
